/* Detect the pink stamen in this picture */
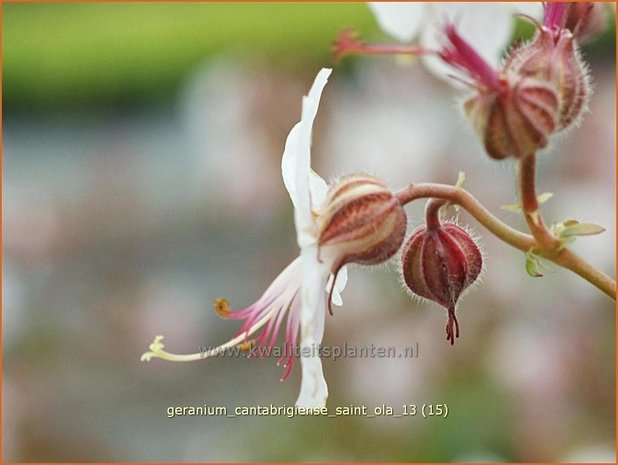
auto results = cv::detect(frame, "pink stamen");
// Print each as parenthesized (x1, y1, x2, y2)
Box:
(544, 2, 569, 29)
(268, 291, 297, 350)
(333, 29, 429, 63)
(232, 292, 294, 349)
(439, 24, 502, 92)
(219, 259, 305, 380)
(279, 307, 300, 381)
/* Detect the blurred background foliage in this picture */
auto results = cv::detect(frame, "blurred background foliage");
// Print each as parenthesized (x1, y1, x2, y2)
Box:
(3, 2, 616, 463)
(4, 3, 376, 110)
(4, 2, 615, 111)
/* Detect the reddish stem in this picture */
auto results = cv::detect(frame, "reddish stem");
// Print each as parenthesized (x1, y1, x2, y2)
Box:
(425, 198, 447, 230)
(518, 154, 560, 251)
(394, 182, 615, 300)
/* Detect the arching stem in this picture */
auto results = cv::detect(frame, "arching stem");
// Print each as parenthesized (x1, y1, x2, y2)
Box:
(394, 183, 615, 300)
(425, 198, 447, 230)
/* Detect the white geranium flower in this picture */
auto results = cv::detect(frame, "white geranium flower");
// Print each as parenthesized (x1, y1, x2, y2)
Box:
(142, 69, 346, 408)
(368, 2, 542, 81)
(142, 68, 408, 408)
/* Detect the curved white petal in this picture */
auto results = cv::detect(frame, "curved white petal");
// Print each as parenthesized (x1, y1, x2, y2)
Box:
(420, 3, 515, 83)
(309, 169, 329, 208)
(332, 266, 348, 306)
(283, 128, 329, 212)
(281, 123, 302, 210)
(326, 265, 348, 307)
(368, 2, 425, 43)
(281, 68, 332, 249)
(296, 245, 330, 408)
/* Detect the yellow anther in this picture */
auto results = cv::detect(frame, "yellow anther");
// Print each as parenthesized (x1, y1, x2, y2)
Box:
(213, 298, 231, 318)
(236, 339, 256, 352)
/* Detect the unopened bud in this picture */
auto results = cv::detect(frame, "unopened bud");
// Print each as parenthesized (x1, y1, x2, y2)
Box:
(505, 19, 591, 131)
(316, 174, 407, 267)
(401, 202, 482, 345)
(439, 18, 592, 160)
(464, 77, 559, 159)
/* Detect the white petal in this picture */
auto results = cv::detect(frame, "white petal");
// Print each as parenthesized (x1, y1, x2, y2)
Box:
(368, 2, 426, 42)
(333, 266, 348, 306)
(296, 344, 328, 408)
(309, 169, 329, 208)
(296, 245, 330, 408)
(283, 128, 329, 212)
(325, 265, 348, 307)
(281, 68, 332, 249)
(420, 3, 515, 83)
(281, 123, 303, 210)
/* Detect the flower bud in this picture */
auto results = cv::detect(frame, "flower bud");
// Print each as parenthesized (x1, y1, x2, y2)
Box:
(437, 24, 565, 160)
(401, 216, 482, 345)
(464, 76, 559, 160)
(439, 19, 591, 160)
(316, 174, 407, 267)
(504, 25, 590, 131)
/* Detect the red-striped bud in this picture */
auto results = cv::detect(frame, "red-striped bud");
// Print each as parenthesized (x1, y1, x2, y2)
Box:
(439, 18, 590, 161)
(316, 174, 407, 267)
(505, 12, 591, 131)
(401, 201, 483, 345)
(464, 76, 559, 159)
(504, 3, 591, 131)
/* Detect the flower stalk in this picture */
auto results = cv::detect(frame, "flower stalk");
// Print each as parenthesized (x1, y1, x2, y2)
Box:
(424, 198, 447, 231)
(517, 154, 560, 252)
(394, 182, 616, 300)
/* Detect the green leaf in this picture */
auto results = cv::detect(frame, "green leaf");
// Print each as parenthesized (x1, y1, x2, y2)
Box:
(525, 252, 543, 278)
(455, 171, 466, 189)
(560, 222, 606, 237)
(501, 193, 553, 213)
(536, 192, 554, 204)
(562, 219, 579, 227)
(558, 236, 577, 249)
(501, 203, 522, 213)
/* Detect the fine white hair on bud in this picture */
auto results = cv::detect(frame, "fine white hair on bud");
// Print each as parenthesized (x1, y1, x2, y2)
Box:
(316, 174, 407, 265)
(504, 25, 591, 133)
(437, 7, 592, 161)
(400, 200, 484, 345)
(315, 173, 408, 314)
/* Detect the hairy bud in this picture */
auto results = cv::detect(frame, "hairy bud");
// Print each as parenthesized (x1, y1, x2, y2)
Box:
(401, 201, 482, 344)
(505, 6, 591, 131)
(439, 18, 591, 161)
(316, 174, 407, 268)
(464, 77, 559, 159)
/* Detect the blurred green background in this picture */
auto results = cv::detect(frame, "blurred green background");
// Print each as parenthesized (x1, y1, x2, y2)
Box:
(3, 2, 616, 462)
(3, 2, 377, 111)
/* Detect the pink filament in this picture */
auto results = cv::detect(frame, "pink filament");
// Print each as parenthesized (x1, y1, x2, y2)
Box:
(544, 2, 569, 29)
(439, 24, 502, 92)
(225, 279, 301, 381)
